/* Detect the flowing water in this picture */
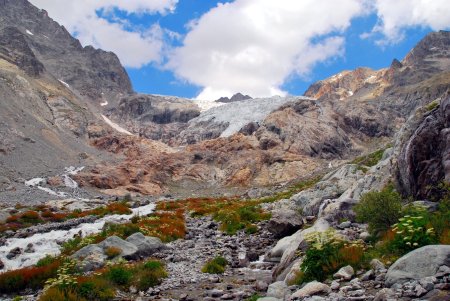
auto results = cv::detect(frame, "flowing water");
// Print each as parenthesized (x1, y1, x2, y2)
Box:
(0, 203, 155, 271)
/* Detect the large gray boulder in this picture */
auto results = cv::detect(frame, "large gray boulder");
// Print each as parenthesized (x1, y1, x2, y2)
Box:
(272, 218, 329, 280)
(268, 209, 303, 238)
(98, 235, 139, 260)
(290, 281, 331, 299)
(71, 244, 107, 272)
(125, 232, 164, 257)
(266, 281, 289, 299)
(385, 245, 450, 287)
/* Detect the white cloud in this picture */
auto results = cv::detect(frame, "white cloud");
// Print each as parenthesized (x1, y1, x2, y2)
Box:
(29, 0, 178, 68)
(371, 0, 450, 44)
(167, 0, 367, 100)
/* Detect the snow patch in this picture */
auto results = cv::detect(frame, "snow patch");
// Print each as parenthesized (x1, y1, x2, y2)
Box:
(25, 178, 45, 187)
(348, 90, 354, 96)
(26, 29, 34, 36)
(101, 114, 133, 135)
(100, 100, 108, 106)
(37, 186, 66, 197)
(58, 79, 70, 88)
(195, 99, 225, 112)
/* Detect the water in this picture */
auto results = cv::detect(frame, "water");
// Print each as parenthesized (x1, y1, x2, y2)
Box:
(0, 203, 155, 271)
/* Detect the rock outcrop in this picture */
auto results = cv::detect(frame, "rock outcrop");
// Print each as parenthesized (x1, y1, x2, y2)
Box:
(396, 94, 450, 199)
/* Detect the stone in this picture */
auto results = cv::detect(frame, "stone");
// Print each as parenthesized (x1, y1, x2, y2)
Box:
(333, 265, 354, 280)
(269, 235, 293, 259)
(373, 288, 396, 301)
(238, 251, 250, 267)
(370, 259, 385, 271)
(0, 259, 4, 270)
(359, 231, 370, 241)
(24, 243, 35, 253)
(361, 270, 374, 281)
(268, 209, 303, 238)
(266, 281, 288, 299)
(284, 259, 303, 285)
(257, 298, 282, 301)
(330, 281, 340, 290)
(209, 289, 224, 298)
(71, 244, 107, 271)
(255, 280, 269, 291)
(98, 235, 139, 260)
(273, 218, 329, 279)
(6, 247, 22, 259)
(125, 232, 164, 257)
(385, 245, 450, 287)
(290, 281, 331, 299)
(419, 277, 436, 291)
(338, 221, 352, 229)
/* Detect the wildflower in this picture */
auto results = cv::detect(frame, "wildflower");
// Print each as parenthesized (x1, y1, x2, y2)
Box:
(413, 243, 418, 246)
(406, 242, 411, 246)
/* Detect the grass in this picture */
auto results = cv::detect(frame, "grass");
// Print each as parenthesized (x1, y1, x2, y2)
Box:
(201, 256, 228, 274)
(351, 148, 386, 170)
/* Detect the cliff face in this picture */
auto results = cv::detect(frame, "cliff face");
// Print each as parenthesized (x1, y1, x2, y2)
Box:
(0, 0, 133, 104)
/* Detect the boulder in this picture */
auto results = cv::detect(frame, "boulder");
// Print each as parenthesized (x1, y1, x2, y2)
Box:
(0, 259, 4, 270)
(266, 281, 288, 299)
(385, 245, 450, 287)
(6, 247, 22, 259)
(98, 235, 139, 260)
(290, 281, 331, 299)
(268, 209, 303, 238)
(125, 232, 164, 257)
(284, 259, 303, 285)
(333, 265, 354, 280)
(257, 298, 282, 301)
(272, 218, 329, 280)
(71, 244, 107, 272)
(269, 235, 293, 259)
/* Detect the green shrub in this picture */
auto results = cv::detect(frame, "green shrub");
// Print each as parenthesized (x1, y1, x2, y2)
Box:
(106, 265, 132, 286)
(135, 260, 167, 290)
(245, 224, 258, 234)
(299, 230, 365, 283)
(201, 256, 228, 274)
(426, 100, 439, 111)
(38, 287, 83, 301)
(354, 185, 402, 236)
(76, 277, 115, 301)
(36, 255, 59, 267)
(390, 208, 437, 254)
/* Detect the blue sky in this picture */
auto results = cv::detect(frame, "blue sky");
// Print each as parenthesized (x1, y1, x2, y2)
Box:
(31, 0, 450, 100)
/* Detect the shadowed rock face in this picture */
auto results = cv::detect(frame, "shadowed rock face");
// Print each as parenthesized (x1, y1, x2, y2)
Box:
(0, 0, 133, 103)
(396, 94, 450, 199)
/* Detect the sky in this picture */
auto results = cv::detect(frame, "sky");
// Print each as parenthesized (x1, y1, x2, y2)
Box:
(29, 0, 450, 101)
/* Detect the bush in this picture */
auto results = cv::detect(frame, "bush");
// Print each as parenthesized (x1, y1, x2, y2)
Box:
(135, 260, 167, 290)
(299, 230, 365, 283)
(390, 207, 437, 254)
(201, 256, 228, 274)
(105, 246, 122, 259)
(106, 265, 132, 286)
(76, 277, 115, 301)
(36, 255, 59, 267)
(354, 185, 402, 236)
(39, 287, 83, 301)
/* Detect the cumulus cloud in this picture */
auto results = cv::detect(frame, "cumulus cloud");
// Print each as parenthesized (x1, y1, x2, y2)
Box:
(167, 0, 367, 100)
(29, 0, 178, 68)
(370, 0, 450, 44)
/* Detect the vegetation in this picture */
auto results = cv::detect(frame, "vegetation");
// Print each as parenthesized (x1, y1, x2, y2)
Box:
(201, 256, 228, 274)
(425, 100, 439, 111)
(105, 246, 122, 259)
(351, 148, 386, 168)
(294, 230, 365, 284)
(354, 185, 402, 236)
(37, 259, 166, 300)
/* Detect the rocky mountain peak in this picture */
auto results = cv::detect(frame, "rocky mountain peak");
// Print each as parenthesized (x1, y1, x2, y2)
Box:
(403, 30, 450, 68)
(0, 0, 133, 104)
(215, 92, 252, 103)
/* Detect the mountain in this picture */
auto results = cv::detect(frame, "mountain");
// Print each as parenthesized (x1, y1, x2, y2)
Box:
(215, 92, 253, 103)
(0, 0, 449, 203)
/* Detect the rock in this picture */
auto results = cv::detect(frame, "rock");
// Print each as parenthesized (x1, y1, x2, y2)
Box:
(333, 265, 354, 280)
(337, 221, 351, 229)
(435, 265, 450, 277)
(269, 235, 293, 259)
(290, 281, 331, 299)
(98, 235, 139, 260)
(359, 231, 370, 241)
(24, 243, 35, 253)
(6, 247, 22, 259)
(125, 232, 164, 257)
(273, 218, 329, 280)
(330, 281, 340, 290)
(361, 270, 374, 281)
(268, 209, 303, 238)
(209, 289, 224, 298)
(71, 244, 107, 271)
(266, 281, 288, 299)
(238, 251, 250, 267)
(257, 298, 282, 301)
(419, 276, 435, 291)
(385, 245, 450, 286)
(373, 288, 396, 301)
(370, 259, 385, 271)
(0, 259, 4, 269)
(255, 280, 269, 291)
(284, 259, 303, 285)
